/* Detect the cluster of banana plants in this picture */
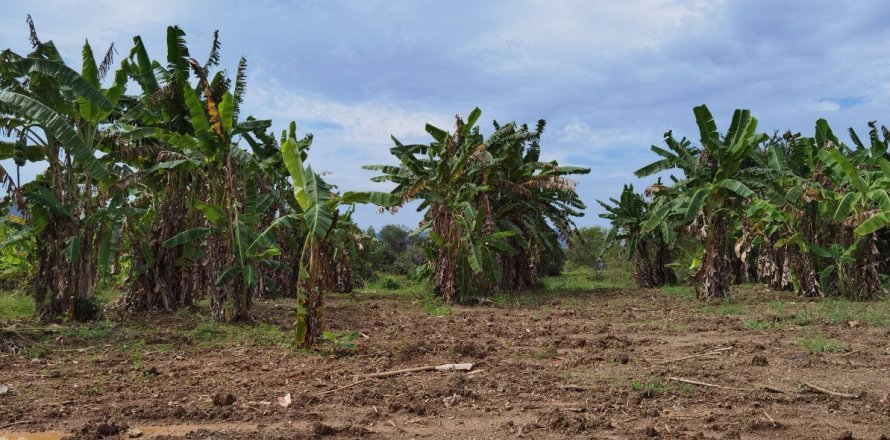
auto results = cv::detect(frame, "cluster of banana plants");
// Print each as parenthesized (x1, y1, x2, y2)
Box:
(366, 109, 589, 302)
(607, 104, 890, 300)
(0, 21, 391, 342)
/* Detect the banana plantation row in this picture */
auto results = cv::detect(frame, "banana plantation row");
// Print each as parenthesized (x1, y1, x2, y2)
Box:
(603, 106, 890, 301)
(0, 24, 589, 345)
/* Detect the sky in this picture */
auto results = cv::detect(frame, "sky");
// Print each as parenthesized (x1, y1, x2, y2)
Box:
(3, 0, 890, 230)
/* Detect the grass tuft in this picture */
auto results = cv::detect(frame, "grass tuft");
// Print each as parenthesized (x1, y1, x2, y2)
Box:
(0, 291, 36, 319)
(188, 321, 289, 347)
(629, 377, 693, 396)
(797, 336, 845, 353)
(662, 285, 696, 301)
(415, 291, 452, 316)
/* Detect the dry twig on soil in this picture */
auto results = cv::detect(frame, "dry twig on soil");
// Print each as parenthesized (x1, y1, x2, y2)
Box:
(763, 411, 778, 427)
(801, 382, 860, 399)
(313, 378, 375, 397)
(0, 420, 30, 430)
(761, 385, 788, 394)
(668, 377, 748, 391)
(358, 363, 473, 379)
(656, 346, 733, 365)
(315, 363, 475, 397)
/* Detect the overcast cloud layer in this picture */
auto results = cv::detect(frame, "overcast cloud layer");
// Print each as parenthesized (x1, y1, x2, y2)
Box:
(3, 0, 890, 229)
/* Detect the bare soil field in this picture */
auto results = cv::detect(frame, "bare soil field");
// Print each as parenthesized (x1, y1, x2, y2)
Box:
(1, 286, 889, 439)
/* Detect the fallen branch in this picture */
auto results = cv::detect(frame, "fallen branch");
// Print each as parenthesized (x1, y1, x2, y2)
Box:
(801, 382, 860, 399)
(656, 346, 733, 365)
(55, 344, 112, 353)
(763, 411, 778, 428)
(761, 385, 788, 394)
(0, 420, 30, 430)
(358, 363, 473, 379)
(831, 349, 861, 358)
(314, 378, 374, 397)
(668, 377, 748, 391)
(317, 363, 475, 397)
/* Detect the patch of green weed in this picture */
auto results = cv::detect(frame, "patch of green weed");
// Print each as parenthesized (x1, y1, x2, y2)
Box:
(534, 347, 558, 359)
(0, 291, 36, 319)
(701, 301, 743, 316)
(797, 336, 844, 353)
(320, 330, 360, 356)
(629, 377, 693, 396)
(815, 299, 890, 327)
(415, 291, 451, 316)
(662, 285, 696, 301)
(188, 321, 289, 347)
(743, 319, 778, 330)
(540, 266, 630, 292)
(58, 322, 113, 343)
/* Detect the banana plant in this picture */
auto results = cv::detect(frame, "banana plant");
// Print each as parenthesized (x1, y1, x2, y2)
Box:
(0, 30, 130, 319)
(280, 122, 398, 346)
(365, 109, 526, 302)
(813, 121, 890, 298)
(637, 106, 767, 299)
(114, 27, 281, 313)
(742, 129, 827, 297)
(150, 64, 279, 321)
(599, 184, 675, 288)
(484, 118, 590, 291)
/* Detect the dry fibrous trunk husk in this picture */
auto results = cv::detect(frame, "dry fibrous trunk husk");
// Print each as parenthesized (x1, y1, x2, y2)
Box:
(838, 228, 882, 300)
(633, 239, 656, 288)
(654, 240, 677, 285)
(33, 165, 99, 321)
(125, 179, 197, 313)
(756, 236, 792, 291)
(633, 238, 675, 288)
(302, 243, 327, 346)
(732, 255, 748, 284)
(495, 248, 539, 292)
(787, 247, 822, 298)
(694, 214, 734, 300)
(312, 242, 337, 292)
(333, 251, 353, 293)
(432, 205, 458, 303)
(34, 219, 98, 321)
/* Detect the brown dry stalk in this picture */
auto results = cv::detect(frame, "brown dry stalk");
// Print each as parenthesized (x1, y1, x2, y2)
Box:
(668, 377, 748, 391)
(655, 346, 733, 365)
(801, 382, 860, 399)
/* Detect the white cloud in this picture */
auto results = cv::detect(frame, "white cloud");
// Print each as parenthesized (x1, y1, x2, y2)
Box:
(464, 0, 722, 71)
(558, 121, 658, 150)
(809, 99, 841, 112)
(244, 75, 453, 146)
(240, 73, 459, 205)
(0, 0, 193, 55)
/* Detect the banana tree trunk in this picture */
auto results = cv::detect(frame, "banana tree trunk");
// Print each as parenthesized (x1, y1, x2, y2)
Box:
(34, 219, 98, 321)
(432, 205, 458, 303)
(633, 238, 674, 288)
(301, 244, 325, 346)
(632, 238, 656, 288)
(125, 179, 197, 312)
(333, 253, 353, 293)
(495, 248, 538, 291)
(694, 214, 734, 300)
(756, 236, 792, 291)
(840, 230, 882, 300)
(732, 256, 748, 284)
(787, 247, 822, 298)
